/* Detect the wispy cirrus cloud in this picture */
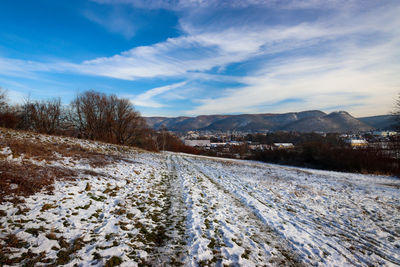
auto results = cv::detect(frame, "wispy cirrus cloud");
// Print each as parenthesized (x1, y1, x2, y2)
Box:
(187, 37, 400, 116)
(128, 81, 186, 107)
(89, 0, 365, 11)
(83, 7, 136, 39)
(0, 0, 399, 116)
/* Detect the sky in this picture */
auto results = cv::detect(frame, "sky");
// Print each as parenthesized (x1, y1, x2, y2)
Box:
(0, 0, 399, 117)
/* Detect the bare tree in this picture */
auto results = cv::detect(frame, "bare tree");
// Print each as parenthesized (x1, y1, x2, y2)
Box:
(71, 91, 113, 141)
(0, 88, 19, 129)
(71, 90, 152, 146)
(112, 98, 142, 145)
(0, 88, 7, 113)
(22, 98, 62, 134)
(392, 93, 400, 130)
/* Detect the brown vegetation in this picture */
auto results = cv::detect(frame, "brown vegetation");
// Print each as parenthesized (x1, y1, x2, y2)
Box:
(156, 128, 200, 154)
(0, 127, 134, 203)
(0, 89, 195, 154)
(21, 98, 62, 134)
(0, 133, 110, 167)
(71, 90, 156, 150)
(0, 161, 76, 203)
(252, 142, 399, 176)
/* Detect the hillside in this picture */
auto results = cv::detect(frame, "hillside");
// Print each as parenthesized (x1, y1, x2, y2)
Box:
(358, 114, 397, 130)
(145, 110, 377, 132)
(285, 111, 374, 132)
(1, 128, 400, 266)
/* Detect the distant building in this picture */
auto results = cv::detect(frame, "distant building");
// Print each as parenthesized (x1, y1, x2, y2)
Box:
(345, 139, 368, 148)
(210, 142, 227, 147)
(273, 143, 294, 149)
(184, 139, 211, 147)
(373, 131, 397, 137)
(249, 144, 272, 150)
(228, 141, 244, 146)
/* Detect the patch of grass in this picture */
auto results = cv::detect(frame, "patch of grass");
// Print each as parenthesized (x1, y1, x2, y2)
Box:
(88, 193, 107, 202)
(241, 249, 251, 260)
(56, 249, 70, 265)
(21, 250, 48, 266)
(208, 237, 216, 249)
(58, 237, 69, 249)
(85, 182, 91, 191)
(71, 236, 85, 252)
(93, 252, 102, 261)
(25, 226, 45, 237)
(103, 186, 120, 197)
(119, 221, 129, 231)
(141, 225, 167, 246)
(0, 161, 76, 204)
(3, 233, 28, 248)
(105, 256, 122, 267)
(55, 236, 86, 265)
(105, 233, 115, 242)
(204, 218, 211, 230)
(90, 212, 100, 219)
(286, 206, 296, 213)
(15, 207, 30, 215)
(76, 201, 92, 210)
(113, 208, 126, 216)
(46, 232, 58, 240)
(41, 203, 57, 212)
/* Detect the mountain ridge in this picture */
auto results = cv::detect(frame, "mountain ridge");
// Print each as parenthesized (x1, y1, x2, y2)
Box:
(144, 110, 388, 133)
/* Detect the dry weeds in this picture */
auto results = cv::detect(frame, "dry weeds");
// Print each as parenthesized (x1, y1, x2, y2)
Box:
(0, 128, 138, 203)
(0, 161, 77, 203)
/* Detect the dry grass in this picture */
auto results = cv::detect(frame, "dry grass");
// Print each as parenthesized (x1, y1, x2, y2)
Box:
(0, 128, 136, 203)
(0, 161, 77, 203)
(1, 138, 110, 168)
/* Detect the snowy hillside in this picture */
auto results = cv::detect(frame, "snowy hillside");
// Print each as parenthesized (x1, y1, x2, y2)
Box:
(0, 129, 399, 266)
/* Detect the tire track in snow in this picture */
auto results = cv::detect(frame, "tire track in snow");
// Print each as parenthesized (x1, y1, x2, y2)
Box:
(135, 157, 189, 266)
(170, 155, 304, 266)
(183, 155, 400, 266)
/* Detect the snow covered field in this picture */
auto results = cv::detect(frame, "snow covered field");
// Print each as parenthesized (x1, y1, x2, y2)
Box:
(1, 129, 400, 266)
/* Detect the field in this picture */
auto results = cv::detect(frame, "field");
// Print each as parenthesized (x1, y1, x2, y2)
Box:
(0, 128, 399, 266)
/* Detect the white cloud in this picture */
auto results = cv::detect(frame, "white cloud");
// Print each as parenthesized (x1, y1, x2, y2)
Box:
(1, 0, 399, 116)
(89, 0, 366, 11)
(129, 81, 186, 107)
(186, 38, 400, 116)
(83, 8, 136, 38)
(70, 1, 400, 82)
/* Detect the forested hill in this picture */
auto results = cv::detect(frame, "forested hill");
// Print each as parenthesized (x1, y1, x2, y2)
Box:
(145, 110, 391, 132)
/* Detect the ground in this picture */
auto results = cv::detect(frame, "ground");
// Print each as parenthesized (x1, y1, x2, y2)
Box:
(0, 128, 399, 266)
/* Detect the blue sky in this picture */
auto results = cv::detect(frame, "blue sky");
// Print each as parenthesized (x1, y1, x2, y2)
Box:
(0, 0, 399, 117)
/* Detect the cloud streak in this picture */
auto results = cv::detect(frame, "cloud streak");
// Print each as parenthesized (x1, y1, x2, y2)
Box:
(83, 8, 136, 38)
(129, 81, 186, 107)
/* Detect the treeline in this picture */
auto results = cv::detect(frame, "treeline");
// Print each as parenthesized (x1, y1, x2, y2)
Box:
(0, 89, 196, 153)
(251, 141, 400, 176)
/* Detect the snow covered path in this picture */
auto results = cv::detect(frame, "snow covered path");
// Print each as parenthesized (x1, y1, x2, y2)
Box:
(1, 134, 400, 266)
(178, 153, 400, 266)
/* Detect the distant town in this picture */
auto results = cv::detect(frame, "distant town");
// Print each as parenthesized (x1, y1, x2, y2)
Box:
(170, 129, 397, 160)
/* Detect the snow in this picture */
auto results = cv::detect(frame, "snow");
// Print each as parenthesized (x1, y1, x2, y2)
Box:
(1, 130, 399, 266)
